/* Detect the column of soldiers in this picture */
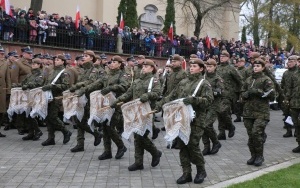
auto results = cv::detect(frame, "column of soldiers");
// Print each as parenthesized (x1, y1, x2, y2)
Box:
(1, 45, 300, 185)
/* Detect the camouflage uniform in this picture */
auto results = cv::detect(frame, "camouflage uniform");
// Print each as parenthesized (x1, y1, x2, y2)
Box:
(41, 64, 72, 145)
(241, 71, 275, 165)
(281, 66, 297, 137)
(20, 68, 44, 140)
(286, 68, 300, 152)
(202, 71, 224, 154)
(159, 72, 213, 181)
(216, 61, 243, 139)
(133, 64, 142, 80)
(84, 68, 128, 158)
(117, 71, 161, 168)
(69, 61, 102, 151)
(235, 66, 249, 119)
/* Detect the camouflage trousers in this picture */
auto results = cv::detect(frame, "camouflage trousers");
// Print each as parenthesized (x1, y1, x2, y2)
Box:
(179, 124, 205, 173)
(232, 92, 241, 116)
(290, 108, 300, 145)
(244, 118, 267, 156)
(76, 106, 100, 147)
(218, 99, 234, 134)
(202, 107, 219, 148)
(103, 112, 124, 152)
(45, 100, 69, 139)
(134, 131, 159, 165)
(25, 116, 40, 135)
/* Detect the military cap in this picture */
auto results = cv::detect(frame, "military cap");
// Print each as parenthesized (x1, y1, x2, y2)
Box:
(100, 53, 107, 59)
(205, 58, 217, 65)
(143, 59, 155, 66)
(220, 50, 230, 57)
(238, 58, 246, 62)
(0, 46, 5, 53)
(250, 52, 260, 59)
(56, 54, 66, 61)
(84, 50, 95, 57)
(189, 58, 204, 65)
(75, 55, 84, 61)
(288, 55, 298, 60)
(45, 54, 53, 60)
(95, 55, 101, 60)
(21, 46, 33, 54)
(253, 58, 266, 65)
(111, 55, 124, 62)
(33, 53, 42, 59)
(190, 54, 198, 59)
(137, 55, 145, 59)
(8, 50, 18, 57)
(64, 53, 71, 60)
(127, 56, 135, 61)
(32, 58, 42, 64)
(172, 54, 183, 61)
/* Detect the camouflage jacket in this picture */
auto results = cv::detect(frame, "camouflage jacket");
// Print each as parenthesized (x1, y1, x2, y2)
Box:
(118, 72, 160, 109)
(85, 69, 129, 98)
(44, 65, 70, 97)
(21, 68, 44, 89)
(237, 66, 249, 81)
(286, 69, 300, 109)
(281, 66, 297, 94)
(164, 66, 186, 96)
(205, 72, 225, 111)
(216, 62, 243, 96)
(75, 61, 99, 88)
(241, 72, 275, 120)
(160, 73, 213, 117)
(133, 64, 143, 80)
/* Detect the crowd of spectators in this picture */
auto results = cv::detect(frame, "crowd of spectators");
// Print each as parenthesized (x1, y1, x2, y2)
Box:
(0, 5, 295, 67)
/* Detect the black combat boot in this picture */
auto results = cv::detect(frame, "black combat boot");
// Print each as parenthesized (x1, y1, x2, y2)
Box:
(63, 131, 72, 144)
(233, 116, 242, 122)
(3, 125, 9, 131)
(94, 133, 102, 146)
(247, 155, 256, 165)
(70, 145, 84, 152)
(0, 132, 6, 137)
(228, 125, 235, 138)
(202, 147, 211, 156)
(128, 163, 144, 171)
(217, 133, 226, 140)
(176, 173, 192, 184)
(294, 130, 298, 137)
(152, 127, 160, 140)
(210, 142, 222, 155)
(254, 155, 264, 166)
(292, 146, 300, 153)
(115, 146, 127, 159)
(33, 131, 43, 141)
(98, 151, 112, 160)
(73, 124, 78, 129)
(18, 129, 25, 135)
(194, 166, 207, 184)
(151, 150, 162, 167)
(283, 130, 292, 138)
(41, 138, 55, 146)
(161, 127, 166, 131)
(22, 134, 34, 140)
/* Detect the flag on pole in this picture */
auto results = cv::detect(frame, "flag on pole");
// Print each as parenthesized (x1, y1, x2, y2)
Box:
(119, 12, 124, 29)
(182, 58, 187, 70)
(205, 35, 210, 49)
(168, 22, 173, 42)
(0, 0, 12, 16)
(75, 5, 80, 29)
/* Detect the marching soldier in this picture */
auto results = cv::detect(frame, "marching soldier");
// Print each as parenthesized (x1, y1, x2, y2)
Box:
(281, 55, 298, 137)
(19, 58, 44, 141)
(41, 54, 72, 146)
(202, 59, 222, 155)
(285, 55, 300, 153)
(134, 55, 145, 80)
(113, 59, 162, 171)
(68, 50, 102, 152)
(78, 55, 129, 159)
(216, 50, 243, 140)
(157, 59, 213, 184)
(0, 46, 11, 137)
(124, 56, 135, 85)
(11, 46, 33, 135)
(241, 58, 275, 166)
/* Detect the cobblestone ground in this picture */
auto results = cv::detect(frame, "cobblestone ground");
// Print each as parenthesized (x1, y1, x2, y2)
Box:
(0, 110, 299, 188)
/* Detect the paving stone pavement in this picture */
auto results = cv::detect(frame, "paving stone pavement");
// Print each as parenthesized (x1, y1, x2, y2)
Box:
(0, 110, 299, 188)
